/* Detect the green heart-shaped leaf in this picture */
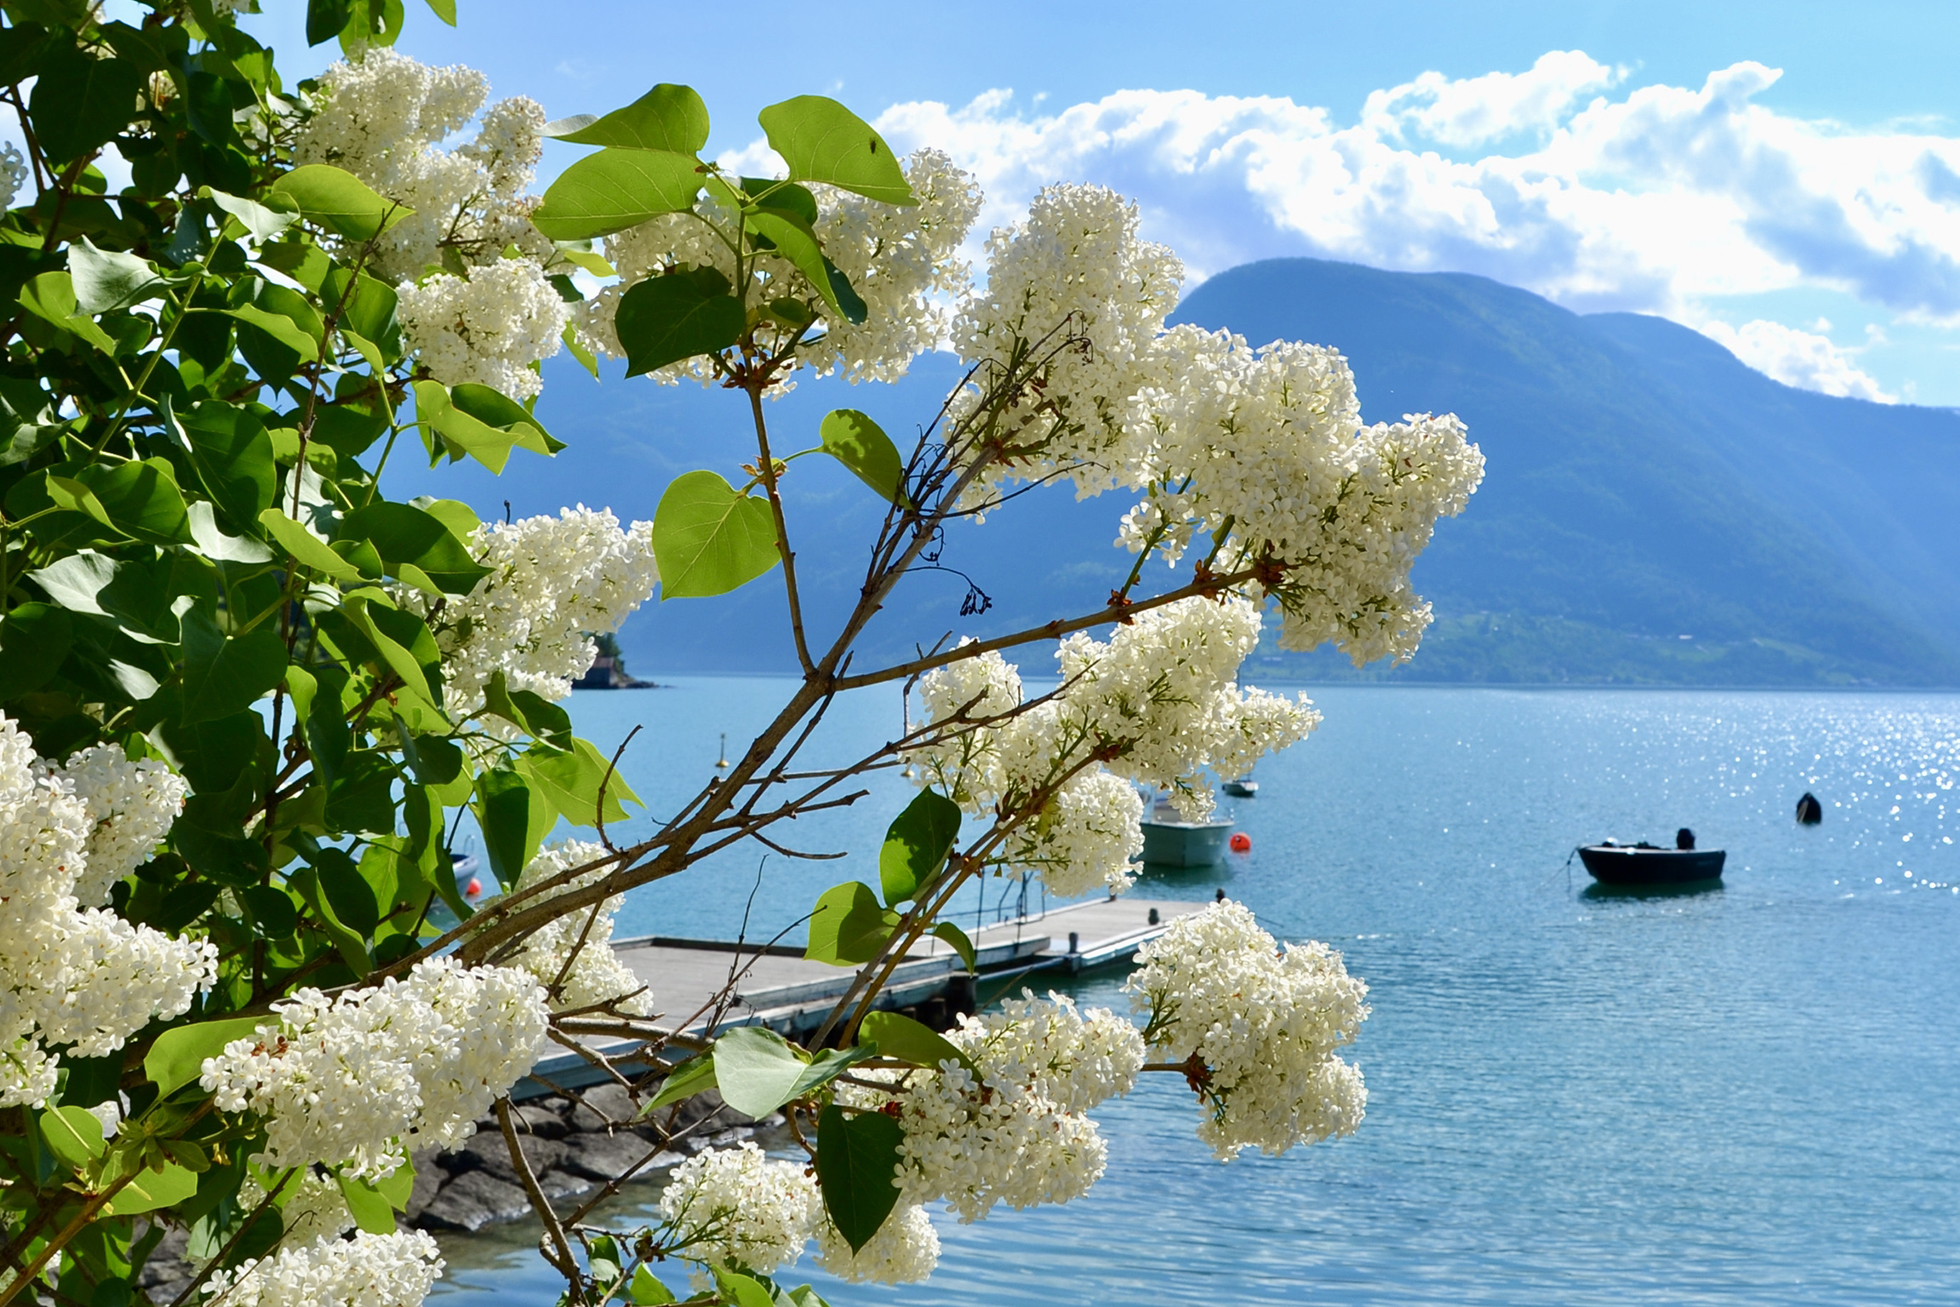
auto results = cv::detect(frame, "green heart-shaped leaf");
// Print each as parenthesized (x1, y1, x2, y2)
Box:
(651, 470, 780, 599)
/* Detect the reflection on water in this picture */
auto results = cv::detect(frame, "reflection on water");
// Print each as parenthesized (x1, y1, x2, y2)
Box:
(1577, 879, 1726, 902)
(434, 685, 1960, 1306)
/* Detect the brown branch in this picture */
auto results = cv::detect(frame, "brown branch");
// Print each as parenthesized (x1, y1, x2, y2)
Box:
(593, 723, 642, 854)
(746, 385, 814, 674)
(164, 1169, 293, 1307)
(830, 568, 1254, 692)
(497, 1099, 584, 1302)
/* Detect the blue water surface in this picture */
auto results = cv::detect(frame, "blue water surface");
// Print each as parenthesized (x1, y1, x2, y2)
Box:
(431, 682, 1960, 1306)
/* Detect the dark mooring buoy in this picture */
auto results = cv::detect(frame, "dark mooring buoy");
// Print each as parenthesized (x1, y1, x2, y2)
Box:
(1796, 792, 1824, 825)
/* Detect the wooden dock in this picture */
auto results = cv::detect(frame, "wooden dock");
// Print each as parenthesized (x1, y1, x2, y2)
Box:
(521, 895, 1208, 1096)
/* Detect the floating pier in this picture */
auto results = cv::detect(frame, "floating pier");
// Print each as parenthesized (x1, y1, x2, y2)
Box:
(522, 895, 1207, 1096)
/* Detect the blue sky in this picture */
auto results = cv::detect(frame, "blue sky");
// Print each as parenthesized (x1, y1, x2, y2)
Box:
(253, 1, 1960, 404)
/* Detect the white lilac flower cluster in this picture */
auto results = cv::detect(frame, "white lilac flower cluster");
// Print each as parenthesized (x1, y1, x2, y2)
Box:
(655, 1140, 943, 1285)
(655, 995, 1133, 1281)
(1050, 595, 1320, 820)
(1003, 769, 1146, 899)
(292, 48, 564, 399)
(813, 1201, 942, 1285)
(293, 48, 548, 280)
(482, 841, 650, 1015)
(1127, 900, 1369, 1160)
(199, 1229, 443, 1307)
(0, 717, 213, 1108)
(396, 260, 568, 402)
(583, 150, 980, 390)
(835, 991, 1143, 1224)
(952, 182, 1484, 664)
(910, 599, 1317, 896)
(954, 990, 1146, 1113)
(60, 745, 190, 906)
(239, 1170, 357, 1248)
(421, 506, 660, 723)
(200, 957, 549, 1180)
(952, 183, 1185, 502)
(0, 143, 24, 212)
(658, 1147, 946, 1290)
(657, 1142, 821, 1277)
(804, 150, 983, 383)
(1122, 327, 1485, 661)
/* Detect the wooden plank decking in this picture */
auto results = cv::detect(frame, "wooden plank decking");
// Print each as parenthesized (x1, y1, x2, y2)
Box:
(520, 895, 1208, 1096)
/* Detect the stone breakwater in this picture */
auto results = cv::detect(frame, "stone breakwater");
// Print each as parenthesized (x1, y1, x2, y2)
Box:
(411, 1083, 782, 1232)
(137, 1083, 781, 1304)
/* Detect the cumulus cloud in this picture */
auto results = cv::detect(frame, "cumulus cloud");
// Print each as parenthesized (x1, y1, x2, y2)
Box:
(1360, 51, 1626, 147)
(724, 55, 1960, 399)
(867, 59, 1960, 318)
(1697, 319, 1894, 401)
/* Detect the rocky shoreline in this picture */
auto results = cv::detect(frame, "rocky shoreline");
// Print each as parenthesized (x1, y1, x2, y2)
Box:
(138, 1083, 779, 1304)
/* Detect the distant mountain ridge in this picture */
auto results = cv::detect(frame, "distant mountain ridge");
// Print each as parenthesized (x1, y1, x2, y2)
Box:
(391, 259, 1960, 686)
(1174, 259, 1960, 686)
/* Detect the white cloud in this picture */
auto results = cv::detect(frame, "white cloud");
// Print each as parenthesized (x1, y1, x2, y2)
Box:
(826, 55, 1960, 399)
(1360, 51, 1625, 148)
(1698, 319, 1894, 401)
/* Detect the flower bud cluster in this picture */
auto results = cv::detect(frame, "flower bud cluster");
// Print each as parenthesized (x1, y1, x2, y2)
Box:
(655, 1141, 942, 1286)
(911, 600, 1316, 895)
(0, 716, 213, 1108)
(584, 150, 980, 390)
(200, 1228, 442, 1307)
(420, 506, 660, 723)
(1128, 900, 1369, 1159)
(200, 957, 549, 1180)
(483, 840, 650, 1015)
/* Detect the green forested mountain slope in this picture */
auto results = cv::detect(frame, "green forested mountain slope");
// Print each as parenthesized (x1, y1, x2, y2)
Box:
(1175, 259, 1960, 685)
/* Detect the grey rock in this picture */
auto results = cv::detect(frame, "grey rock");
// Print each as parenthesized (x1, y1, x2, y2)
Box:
(416, 1170, 532, 1232)
(690, 1087, 759, 1127)
(405, 1147, 446, 1220)
(137, 1225, 194, 1305)
(448, 1134, 570, 1189)
(558, 1132, 657, 1183)
(636, 1086, 758, 1141)
(565, 1082, 641, 1133)
(529, 1167, 593, 1201)
(506, 1099, 571, 1139)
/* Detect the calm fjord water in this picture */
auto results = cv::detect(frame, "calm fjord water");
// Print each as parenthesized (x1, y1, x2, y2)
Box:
(435, 682, 1960, 1305)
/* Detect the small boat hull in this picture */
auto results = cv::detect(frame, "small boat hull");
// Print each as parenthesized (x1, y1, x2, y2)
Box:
(1578, 845, 1725, 886)
(1141, 820, 1234, 867)
(1221, 780, 1257, 798)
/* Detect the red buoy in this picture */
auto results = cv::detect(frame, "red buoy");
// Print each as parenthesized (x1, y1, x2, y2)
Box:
(1229, 832, 1252, 853)
(466, 878, 483, 897)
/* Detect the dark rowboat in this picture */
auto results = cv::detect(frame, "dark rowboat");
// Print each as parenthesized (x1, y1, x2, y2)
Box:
(1578, 844, 1725, 886)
